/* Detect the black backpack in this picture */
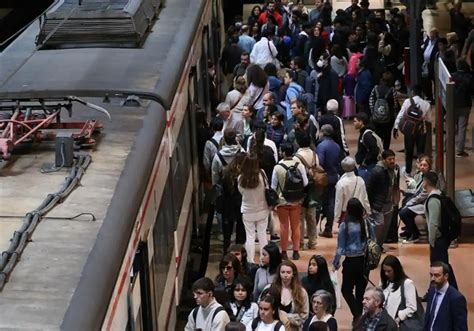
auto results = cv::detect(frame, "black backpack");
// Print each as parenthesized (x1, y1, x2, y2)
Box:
(192, 306, 225, 325)
(427, 193, 462, 242)
(252, 318, 283, 331)
(278, 162, 306, 202)
(399, 97, 424, 136)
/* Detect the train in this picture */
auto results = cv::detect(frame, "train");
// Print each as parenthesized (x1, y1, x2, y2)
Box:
(0, 0, 223, 329)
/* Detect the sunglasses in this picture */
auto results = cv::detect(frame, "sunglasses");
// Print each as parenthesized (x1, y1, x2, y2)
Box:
(222, 265, 233, 271)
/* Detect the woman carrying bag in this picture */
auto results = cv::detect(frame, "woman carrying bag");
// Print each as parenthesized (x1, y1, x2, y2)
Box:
(331, 198, 374, 326)
(238, 155, 270, 264)
(380, 255, 424, 330)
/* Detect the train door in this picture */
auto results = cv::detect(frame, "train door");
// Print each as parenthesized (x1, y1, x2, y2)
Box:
(127, 242, 153, 331)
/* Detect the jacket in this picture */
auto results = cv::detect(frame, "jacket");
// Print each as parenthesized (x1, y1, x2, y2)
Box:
(366, 162, 393, 213)
(203, 132, 223, 175)
(425, 189, 443, 247)
(355, 126, 379, 166)
(334, 172, 371, 222)
(319, 113, 349, 155)
(211, 144, 243, 186)
(354, 308, 398, 331)
(316, 137, 341, 186)
(383, 278, 418, 321)
(451, 70, 472, 109)
(266, 123, 285, 149)
(355, 69, 373, 104)
(333, 217, 373, 269)
(316, 68, 340, 109)
(424, 284, 467, 331)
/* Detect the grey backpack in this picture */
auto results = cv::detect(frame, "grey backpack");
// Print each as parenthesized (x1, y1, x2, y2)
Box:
(372, 86, 392, 124)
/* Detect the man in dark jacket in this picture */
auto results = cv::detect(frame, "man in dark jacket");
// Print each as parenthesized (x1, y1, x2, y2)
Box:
(316, 124, 341, 238)
(315, 53, 341, 113)
(425, 261, 467, 331)
(355, 56, 374, 115)
(354, 287, 398, 331)
(366, 149, 399, 247)
(451, 59, 472, 157)
(353, 112, 380, 182)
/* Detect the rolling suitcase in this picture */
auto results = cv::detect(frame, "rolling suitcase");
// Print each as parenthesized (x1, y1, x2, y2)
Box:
(342, 95, 356, 119)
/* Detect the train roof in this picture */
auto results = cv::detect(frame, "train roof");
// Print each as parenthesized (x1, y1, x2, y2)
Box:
(0, 0, 208, 328)
(0, 0, 206, 109)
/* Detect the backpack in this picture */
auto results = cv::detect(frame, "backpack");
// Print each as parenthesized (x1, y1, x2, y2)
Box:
(372, 86, 392, 124)
(278, 162, 306, 202)
(363, 219, 382, 270)
(399, 97, 425, 136)
(426, 193, 462, 242)
(192, 306, 225, 326)
(361, 129, 384, 161)
(288, 85, 316, 115)
(252, 318, 284, 331)
(294, 153, 328, 187)
(214, 153, 228, 213)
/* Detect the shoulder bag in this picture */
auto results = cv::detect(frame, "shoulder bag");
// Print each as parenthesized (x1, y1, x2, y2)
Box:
(261, 170, 279, 207)
(398, 280, 425, 331)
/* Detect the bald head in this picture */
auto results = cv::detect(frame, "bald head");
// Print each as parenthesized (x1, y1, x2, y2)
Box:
(262, 93, 274, 106)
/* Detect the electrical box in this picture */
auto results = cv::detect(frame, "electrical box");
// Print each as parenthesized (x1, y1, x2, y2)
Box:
(55, 132, 74, 167)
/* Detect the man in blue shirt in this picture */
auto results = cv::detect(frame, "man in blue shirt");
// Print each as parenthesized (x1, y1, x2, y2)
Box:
(237, 25, 256, 54)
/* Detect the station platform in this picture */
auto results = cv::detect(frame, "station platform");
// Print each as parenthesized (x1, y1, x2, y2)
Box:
(202, 106, 474, 330)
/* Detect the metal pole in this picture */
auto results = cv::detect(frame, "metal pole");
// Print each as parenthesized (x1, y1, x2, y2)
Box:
(408, 0, 424, 88)
(434, 59, 444, 172)
(445, 81, 455, 199)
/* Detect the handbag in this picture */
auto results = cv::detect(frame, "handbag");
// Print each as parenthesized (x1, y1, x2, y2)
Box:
(261, 170, 279, 207)
(398, 280, 425, 331)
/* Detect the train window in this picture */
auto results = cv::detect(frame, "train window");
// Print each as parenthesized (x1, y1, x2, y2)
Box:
(151, 175, 173, 319)
(170, 110, 192, 227)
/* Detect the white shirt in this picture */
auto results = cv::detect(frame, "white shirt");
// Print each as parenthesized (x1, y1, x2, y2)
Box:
(246, 320, 285, 331)
(423, 38, 436, 63)
(430, 282, 449, 331)
(394, 95, 432, 129)
(250, 37, 278, 67)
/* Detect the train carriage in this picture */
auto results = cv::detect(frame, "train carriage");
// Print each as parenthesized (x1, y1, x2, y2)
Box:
(0, 0, 223, 329)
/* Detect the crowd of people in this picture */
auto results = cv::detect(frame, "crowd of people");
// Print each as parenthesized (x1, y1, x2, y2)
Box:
(190, 0, 472, 330)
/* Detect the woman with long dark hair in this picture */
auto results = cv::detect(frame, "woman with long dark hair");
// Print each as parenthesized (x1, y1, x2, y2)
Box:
(380, 255, 420, 326)
(301, 255, 336, 314)
(332, 198, 372, 325)
(272, 260, 309, 330)
(224, 277, 259, 327)
(247, 5, 262, 29)
(238, 155, 269, 264)
(253, 243, 282, 300)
